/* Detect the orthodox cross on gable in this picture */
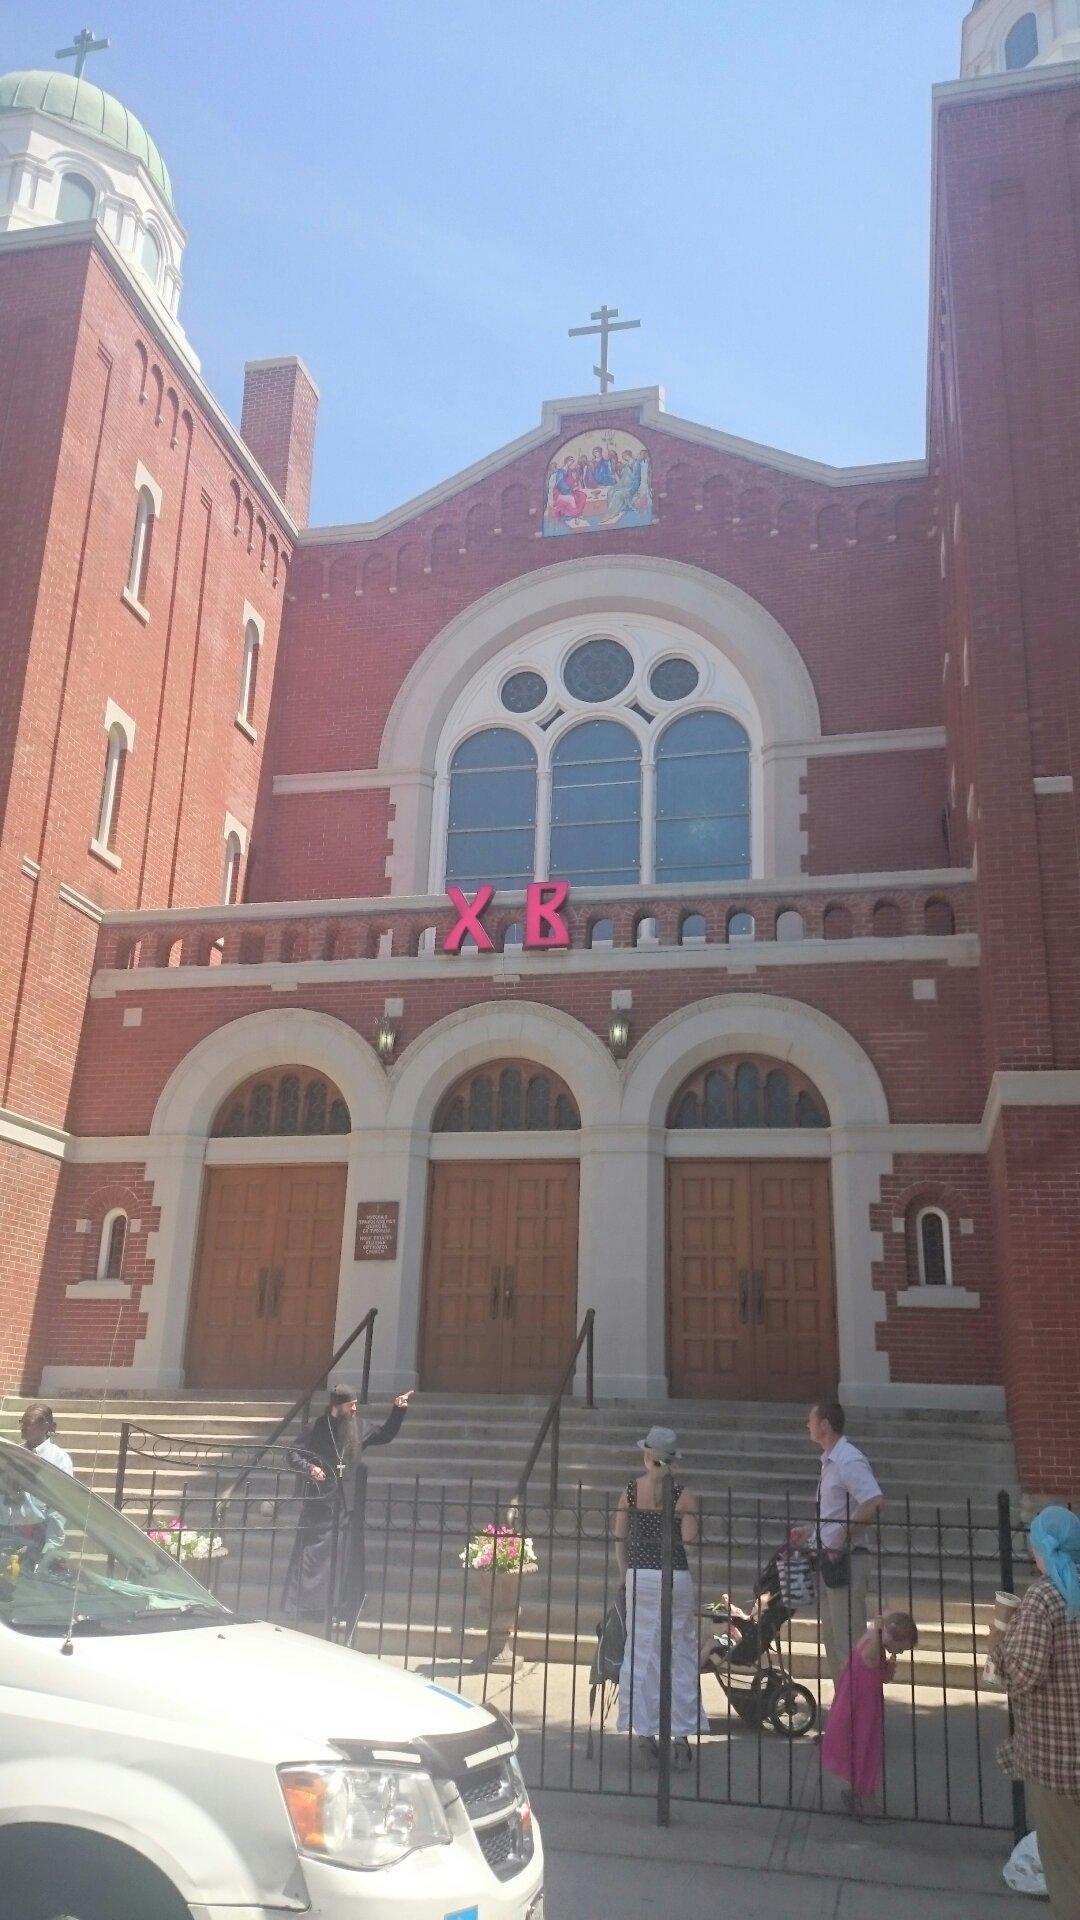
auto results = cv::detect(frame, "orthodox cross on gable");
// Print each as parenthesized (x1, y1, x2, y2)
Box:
(56, 27, 111, 79)
(568, 304, 641, 395)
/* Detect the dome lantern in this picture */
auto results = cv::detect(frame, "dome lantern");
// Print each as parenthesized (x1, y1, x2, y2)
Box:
(0, 47, 195, 366)
(961, 0, 1080, 79)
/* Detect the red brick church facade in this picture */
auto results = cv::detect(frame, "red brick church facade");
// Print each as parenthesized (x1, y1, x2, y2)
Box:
(1, 22, 1078, 1494)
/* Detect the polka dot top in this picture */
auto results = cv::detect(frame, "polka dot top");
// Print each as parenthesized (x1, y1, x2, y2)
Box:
(625, 1480, 690, 1572)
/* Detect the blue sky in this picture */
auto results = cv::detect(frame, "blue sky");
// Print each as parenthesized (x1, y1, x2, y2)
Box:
(8, 3, 962, 523)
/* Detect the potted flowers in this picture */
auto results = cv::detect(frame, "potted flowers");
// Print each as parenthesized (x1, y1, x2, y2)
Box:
(146, 1517, 228, 1585)
(460, 1525, 537, 1667)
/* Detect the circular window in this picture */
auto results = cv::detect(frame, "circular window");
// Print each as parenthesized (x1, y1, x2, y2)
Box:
(564, 638, 634, 703)
(649, 658, 699, 702)
(501, 670, 548, 714)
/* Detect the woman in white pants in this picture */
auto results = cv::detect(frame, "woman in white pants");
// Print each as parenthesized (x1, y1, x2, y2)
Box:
(614, 1426, 707, 1768)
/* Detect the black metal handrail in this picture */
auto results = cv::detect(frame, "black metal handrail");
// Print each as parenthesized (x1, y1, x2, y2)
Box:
(509, 1309, 595, 1520)
(213, 1306, 378, 1507)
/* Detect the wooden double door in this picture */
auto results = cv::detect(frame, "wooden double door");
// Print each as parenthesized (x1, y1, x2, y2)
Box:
(187, 1165, 347, 1387)
(421, 1162, 579, 1393)
(668, 1161, 837, 1400)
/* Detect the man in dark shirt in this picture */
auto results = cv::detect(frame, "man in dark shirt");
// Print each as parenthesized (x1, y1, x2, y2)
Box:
(283, 1384, 411, 1628)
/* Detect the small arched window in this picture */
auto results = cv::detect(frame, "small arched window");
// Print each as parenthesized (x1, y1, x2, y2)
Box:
(1004, 12, 1039, 68)
(97, 1209, 127, 1281)
(212, 1067, 351, 1137)
(222, 830, 243, 905)
(433, 1061, 580, 1132)
(446, 728, 537, 890)
(238, 620, 260, 729)
(96, 721, 128, 853)
(127, 485, 156, 605)
(915, 1207, 952, 1287)
(668, 1056, 829, 1130)
(655, 712, 751, 883)
(680, 913, 707, 946)
(57, 172, 95, 222)
(141, 227, 163, 283)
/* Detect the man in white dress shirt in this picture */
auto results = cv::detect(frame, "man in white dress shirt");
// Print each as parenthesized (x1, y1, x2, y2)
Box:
(805, 1399, 883, 1683)
(20, 1404, 73, 1477)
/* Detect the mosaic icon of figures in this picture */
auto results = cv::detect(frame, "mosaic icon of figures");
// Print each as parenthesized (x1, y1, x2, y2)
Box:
(543, 430, 653, 536)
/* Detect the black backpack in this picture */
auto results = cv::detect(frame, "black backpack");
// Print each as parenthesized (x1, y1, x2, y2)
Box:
(587, 1590, 626, 1755)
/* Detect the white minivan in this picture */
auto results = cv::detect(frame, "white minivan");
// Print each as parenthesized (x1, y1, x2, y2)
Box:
(0, 1439, 544, 1920)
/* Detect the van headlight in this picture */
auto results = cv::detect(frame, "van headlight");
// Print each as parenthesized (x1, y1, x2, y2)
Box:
(280, 1763, 452, 1870)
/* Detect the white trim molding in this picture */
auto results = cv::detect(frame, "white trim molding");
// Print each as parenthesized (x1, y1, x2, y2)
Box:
(59, 882, 104, 923)
(983, 1069, 1080, 1138)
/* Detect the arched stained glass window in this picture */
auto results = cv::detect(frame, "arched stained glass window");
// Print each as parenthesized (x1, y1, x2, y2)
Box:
(667, 1057, 829, 1130)
(550, 720, 641, 885)
(446, 728, 537, 890)
(212, 1067, 351, 1137)
(276, 1074, 300, 1134)
(469, 1076, 495, 1131)
(498, 1068, 523, 1130)
(655, 712, 751, 883)
(433, 1062, 580, 1132)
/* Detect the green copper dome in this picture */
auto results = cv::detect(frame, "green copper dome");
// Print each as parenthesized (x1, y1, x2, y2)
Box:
(0, 70, 173, 209)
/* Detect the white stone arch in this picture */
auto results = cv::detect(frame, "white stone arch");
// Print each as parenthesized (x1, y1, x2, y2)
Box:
(152, 1006, 387, 1138)
(386, 999, 619, 1136)
(614, 993, 892, 1399)
(380, 555, 822, 891)
(620, 991, 890, 1131)
(383, 1000, 620, 1389)
(128, 1011, 388, 1390)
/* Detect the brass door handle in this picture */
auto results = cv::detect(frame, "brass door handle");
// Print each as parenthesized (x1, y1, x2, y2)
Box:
(256, 1267, 269, 1316)
(490, 1267, 501, 1318)
(738, 1269, 749, 1324)
(504, 1268, 516, 1318)
(754, 1269, 765, 1323)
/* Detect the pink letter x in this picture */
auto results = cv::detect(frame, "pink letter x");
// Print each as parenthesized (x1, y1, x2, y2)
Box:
(443, 885, 496, 953)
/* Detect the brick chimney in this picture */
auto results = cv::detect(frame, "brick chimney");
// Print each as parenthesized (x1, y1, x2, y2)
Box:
(240, 355, 319, 527)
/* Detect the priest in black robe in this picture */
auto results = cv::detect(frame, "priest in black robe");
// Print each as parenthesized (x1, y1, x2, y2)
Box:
(282, 1384, 411, 1628)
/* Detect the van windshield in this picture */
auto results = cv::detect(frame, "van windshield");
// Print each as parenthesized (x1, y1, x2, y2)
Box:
(0, 1442, 231, 1635)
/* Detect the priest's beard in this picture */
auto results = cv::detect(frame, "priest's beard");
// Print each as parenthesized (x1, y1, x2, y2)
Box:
(331, 1410, 362, 1465)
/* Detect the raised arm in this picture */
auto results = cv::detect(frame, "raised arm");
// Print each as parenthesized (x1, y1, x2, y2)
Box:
(362, 1392, 412, 1451)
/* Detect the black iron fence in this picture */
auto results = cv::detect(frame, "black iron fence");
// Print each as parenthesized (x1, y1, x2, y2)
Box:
(115, 1426, 1028, 1836)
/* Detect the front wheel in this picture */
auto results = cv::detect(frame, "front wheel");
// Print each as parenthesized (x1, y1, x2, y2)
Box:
(769, 1681, 817, 1738)
(0, 1828, 188, 1920)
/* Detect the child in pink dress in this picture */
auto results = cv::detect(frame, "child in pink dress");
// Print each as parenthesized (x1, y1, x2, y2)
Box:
(821, 1611, 919, 1817)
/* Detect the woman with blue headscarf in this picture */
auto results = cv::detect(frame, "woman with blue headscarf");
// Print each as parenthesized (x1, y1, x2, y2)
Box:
(990, 1507, 1080, 1917)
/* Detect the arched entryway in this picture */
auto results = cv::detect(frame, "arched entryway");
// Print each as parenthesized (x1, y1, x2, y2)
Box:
(666, 1056, 837, 1400)
(186, 1066, 351, 1387)
(420, 1060, 581, 1392)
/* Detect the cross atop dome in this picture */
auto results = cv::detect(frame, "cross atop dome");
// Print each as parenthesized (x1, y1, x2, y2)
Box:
(55, 27, 111, 80)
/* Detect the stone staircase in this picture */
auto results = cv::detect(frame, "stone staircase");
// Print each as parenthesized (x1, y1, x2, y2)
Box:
(0, 1391, 1022, 1683)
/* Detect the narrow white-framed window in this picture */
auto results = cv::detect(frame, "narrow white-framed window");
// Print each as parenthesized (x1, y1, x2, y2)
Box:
(124, 463, 162, 617)
(222, 812, 249, 905)
(237, 604, 264, 737)
(91, 701, 136, 868)
(97, 1209, 128, 1281)
(140, 226, 163, 285)
(915, 1206, 952, 1288)
(56, 171, 96, 222)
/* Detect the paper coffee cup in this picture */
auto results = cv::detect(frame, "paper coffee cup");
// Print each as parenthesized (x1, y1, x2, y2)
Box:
(994, 1590, 1021, 1632)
